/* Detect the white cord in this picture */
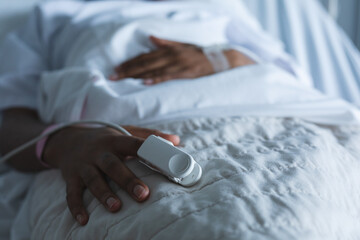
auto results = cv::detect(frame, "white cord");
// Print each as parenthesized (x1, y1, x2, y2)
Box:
(0, 120, 132, 165)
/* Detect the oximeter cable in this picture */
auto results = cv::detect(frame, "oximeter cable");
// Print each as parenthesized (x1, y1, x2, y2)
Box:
(0, 120, 131, 165)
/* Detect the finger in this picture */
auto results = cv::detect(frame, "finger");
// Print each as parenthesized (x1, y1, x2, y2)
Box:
(96, 152, 150, 202)
(65, 177, 89, 225)
(134, 62, 183, 80)
(145, 67, 193, 85)
(112, 135, 145, 157)
(150, 35, 184, 48)
(123, 126, 180, 146)
(116, 49, 168, 71)
(81, 166, 122, 212)
(117, 57, 176, 80)
(151, 61, 214, 84)
(112, 49, 170, 80)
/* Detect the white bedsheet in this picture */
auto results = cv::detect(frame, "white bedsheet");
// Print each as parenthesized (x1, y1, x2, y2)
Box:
(32, 0, 360, 126)
(0, 0, 40, 44)
(31, 20, 360, 239)
(15, 116, 360, 239)
(1, 0, 359, 105)
(243, 0, 360, 106)
(38, 63, 360, 126)
(1, 0, 360, 239)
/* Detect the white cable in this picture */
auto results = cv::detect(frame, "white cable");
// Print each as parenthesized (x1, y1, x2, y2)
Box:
(0, 120, 132, 165)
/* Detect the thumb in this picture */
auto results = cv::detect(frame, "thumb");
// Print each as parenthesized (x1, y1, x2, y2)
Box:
(150, 35, 183, 48)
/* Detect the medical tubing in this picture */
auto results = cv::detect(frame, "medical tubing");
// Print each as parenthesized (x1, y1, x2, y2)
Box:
(0, 120, 132, 165)
(202, 45, 231, 73)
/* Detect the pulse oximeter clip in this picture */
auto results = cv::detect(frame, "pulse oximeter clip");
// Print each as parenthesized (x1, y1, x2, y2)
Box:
(0, 120, 202, 187)
(137, 135, 202, 187)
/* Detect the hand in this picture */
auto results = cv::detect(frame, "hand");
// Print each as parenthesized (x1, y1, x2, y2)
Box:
(110, 36, 213, 84)
(43, 125, 180, 226)
(110, 36, 255, 85)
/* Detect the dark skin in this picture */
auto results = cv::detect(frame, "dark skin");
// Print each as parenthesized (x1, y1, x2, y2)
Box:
(0, 108, 179, 225)
(0, 37, 254, 226)
(109, 36, 255, 84)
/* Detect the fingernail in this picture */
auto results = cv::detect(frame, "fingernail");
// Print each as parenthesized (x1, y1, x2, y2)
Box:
(172, 135, 181, 145)
(106, 197, 119, 209)
(143, 79, 154, 85)
(76, 214, 85, 225)
(133, 185, 148, 200)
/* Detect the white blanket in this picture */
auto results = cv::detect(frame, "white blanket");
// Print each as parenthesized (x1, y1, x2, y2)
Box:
(4, 1, 360, 239)
(33, 61, 360, 240)
(16, 116, 360, 239)
(33, 0, 360, 126)
(38, 63, 360, 126)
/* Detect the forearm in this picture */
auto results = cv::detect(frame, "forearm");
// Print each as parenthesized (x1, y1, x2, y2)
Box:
(224, 49, 256, 68)
(0, 108, 49, 172)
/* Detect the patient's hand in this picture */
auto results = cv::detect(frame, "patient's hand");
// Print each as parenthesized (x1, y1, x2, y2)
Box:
(110, 36, 255, 85)
(43, 125, 180, 226)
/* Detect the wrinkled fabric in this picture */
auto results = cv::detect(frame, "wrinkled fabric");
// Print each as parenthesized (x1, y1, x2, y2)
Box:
(38, 63, 360, 126)
(243, 0, 360, 106)
(0, 0, 307, 113)
(1, 1, 360, 239)
(16, 117, 360, 240)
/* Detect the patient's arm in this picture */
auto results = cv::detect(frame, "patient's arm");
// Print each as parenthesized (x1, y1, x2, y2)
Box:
(0, 108, 179, 225)
(0, 108, 49, 171)
(110, 36, 255, 84)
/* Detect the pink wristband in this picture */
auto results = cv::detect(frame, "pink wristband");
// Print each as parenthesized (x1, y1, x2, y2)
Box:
(36, 124, 59, 168)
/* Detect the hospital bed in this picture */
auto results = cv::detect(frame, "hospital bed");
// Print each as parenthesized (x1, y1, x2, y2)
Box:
(1, 0, 360, 239)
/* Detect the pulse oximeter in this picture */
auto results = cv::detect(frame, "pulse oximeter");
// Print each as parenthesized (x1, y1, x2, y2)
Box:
(137, 135, 202, 187)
